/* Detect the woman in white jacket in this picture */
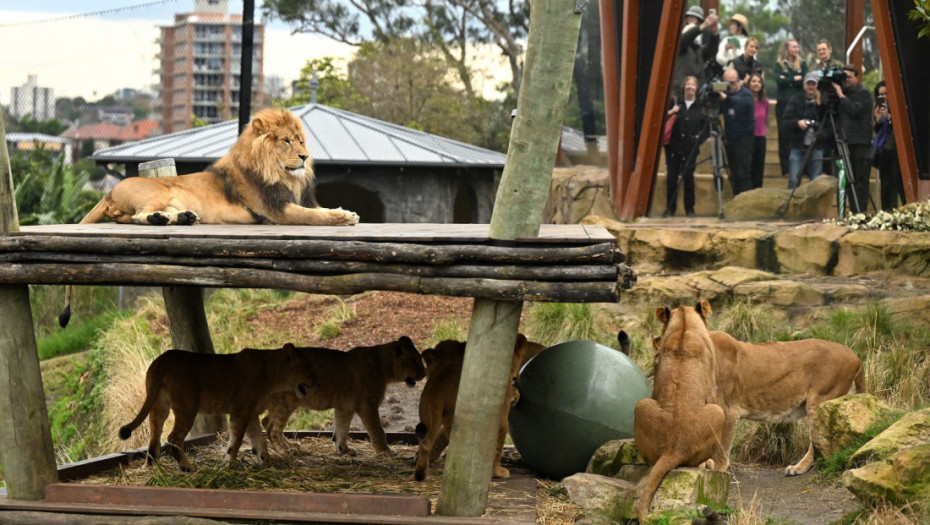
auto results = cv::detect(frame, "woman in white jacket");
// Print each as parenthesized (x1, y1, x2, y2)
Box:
(716, 13, 750, 70)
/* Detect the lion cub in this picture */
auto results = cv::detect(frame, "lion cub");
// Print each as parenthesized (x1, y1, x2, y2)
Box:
(119, 346, 314, 472)
(262, 336, 426, 456)
(412, 334, 540, 481)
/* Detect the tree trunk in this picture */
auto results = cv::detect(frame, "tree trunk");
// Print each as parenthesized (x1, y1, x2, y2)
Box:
(436, 0, 583, 516)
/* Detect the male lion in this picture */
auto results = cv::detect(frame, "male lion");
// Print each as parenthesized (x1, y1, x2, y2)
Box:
(633, 302, 727, 522)
(261, 336, 425, 456)
(59, 107, 358, 327)
(119, 345, 315, 472)
(412, 334, 538, 481)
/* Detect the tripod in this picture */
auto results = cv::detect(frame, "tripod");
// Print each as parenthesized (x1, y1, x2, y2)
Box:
(672, 115, 728, 219)
(778, 109, 864, 218)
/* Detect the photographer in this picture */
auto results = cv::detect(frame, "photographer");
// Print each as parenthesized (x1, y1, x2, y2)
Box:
(873, 80, 905, 209)
(674, 6, 720, 95)
(782, 72, 827, 189)
(720, 68, 755, 195)
(830, 64, 874, 214)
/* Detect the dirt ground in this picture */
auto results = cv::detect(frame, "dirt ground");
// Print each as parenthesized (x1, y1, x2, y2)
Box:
(248, 291, 861, 524)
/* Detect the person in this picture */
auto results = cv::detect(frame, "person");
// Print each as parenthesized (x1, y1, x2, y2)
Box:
(673, 6, 720, 95)
(720, 67, 755, 195)
(782, 72, 827, 189)
(773, 38, 808, 180)
(873, 80, 905, 210)
(716, 14, 750, 71)
(814, 39, 845, 71)
(830, 64, 874, 214)
(732, 37, 764, 84)
(747, 73, 769, 189)
(663, 76, 708, 217)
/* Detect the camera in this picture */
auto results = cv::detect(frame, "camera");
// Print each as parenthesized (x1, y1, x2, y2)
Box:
(818, 66, 847, 92)
(876, 95, 887, 108)
(804, 119, 815, 127)
(698, 79, 727, 118)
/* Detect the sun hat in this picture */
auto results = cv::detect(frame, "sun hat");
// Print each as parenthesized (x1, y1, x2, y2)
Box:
(685, 6, 704, 22)
(804, 72, 820, 84)
(728, 13, 749, 34)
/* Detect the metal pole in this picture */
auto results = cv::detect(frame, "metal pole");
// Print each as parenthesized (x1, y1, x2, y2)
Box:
(238, 0, 255, 134)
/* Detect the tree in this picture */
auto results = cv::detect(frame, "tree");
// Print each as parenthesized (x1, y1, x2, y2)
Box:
(276, 56, 367, 109)
(5, 114, 69, 136)
(909, 0, 930, 38)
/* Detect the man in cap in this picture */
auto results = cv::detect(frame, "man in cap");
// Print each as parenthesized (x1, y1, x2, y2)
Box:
(673, 5, 720, 96)
(782, 72, 828, 189)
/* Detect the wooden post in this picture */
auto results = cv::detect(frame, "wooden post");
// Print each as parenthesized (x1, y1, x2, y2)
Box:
(139, 159, 225, 435)
(436, 0, 582, 516)
(0, 107, 59, 498)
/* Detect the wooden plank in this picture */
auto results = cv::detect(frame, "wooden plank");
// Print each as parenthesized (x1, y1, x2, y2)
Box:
(57, 455, 128, 483)
(13, 223, 614, 244)
(44, 484, 431, 517)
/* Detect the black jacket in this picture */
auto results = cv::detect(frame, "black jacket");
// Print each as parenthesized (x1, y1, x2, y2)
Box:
(732, 55, 764, 81)
(668, 98, 708, 152)
(782, 92, 827, 149)
(674, 24, 720, 94)
(836, 83, 873, 145)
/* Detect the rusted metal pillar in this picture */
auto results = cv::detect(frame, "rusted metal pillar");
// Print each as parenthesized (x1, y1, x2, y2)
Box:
(617, 0, 639, 202)
(600, 0, 621, 211)
(845, 0, 865, 69)
(0, 107, 59, 499)
(619, 0, 685, 219)
(871, 0, 920, 202)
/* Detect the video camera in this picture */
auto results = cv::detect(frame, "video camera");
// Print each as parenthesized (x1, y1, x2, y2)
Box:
(817, 66, 848, 104)
(699, 79, 728, 119)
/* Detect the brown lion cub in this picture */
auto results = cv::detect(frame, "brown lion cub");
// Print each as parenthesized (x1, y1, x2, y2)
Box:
(119, 346, 314, 472)
(261, 336, 426, 456)
(412, 334, 539, 482)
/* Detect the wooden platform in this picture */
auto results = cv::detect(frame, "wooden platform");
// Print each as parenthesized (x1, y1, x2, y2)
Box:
(0, 223, 634, 303)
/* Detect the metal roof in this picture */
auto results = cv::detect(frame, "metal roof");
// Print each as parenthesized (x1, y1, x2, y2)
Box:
(90, 103, 507, 169)
(6, 132, 71, 145)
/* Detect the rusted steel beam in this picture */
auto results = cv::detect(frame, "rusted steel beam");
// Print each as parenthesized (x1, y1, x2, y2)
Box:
(845, 0, 865, 68)
(620, 0, 685, 219)
(600, 0, 621, 212)
(618, 0, 639, 202)
(871, 0, 920, 202)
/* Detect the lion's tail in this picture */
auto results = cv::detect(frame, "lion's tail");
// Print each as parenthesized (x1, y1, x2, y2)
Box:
(854, 363, 866, 394)
(59, 195, 112, 328)
(119, 357, 165, 440)
(636, 453, 679, 522)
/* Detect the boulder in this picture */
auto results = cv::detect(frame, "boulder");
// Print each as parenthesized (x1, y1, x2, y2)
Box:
(880, 295, 930, 326)
(835, 230, 930, 277)
(732, 279, 824, 307)
(707, 266, 776, 288)
(586, 439, 647, 478)
(842, 443, 930, 505)
(564, 466, 730, 523)
(545, 167, 618, 224)
(710, 229, 770, 269)
(629, 275, 699, 305)
(773, 223, 849, 275)
(813, 394, 900, 460)
(847, 408, 930, 468)
(723, 176, 836, 220)
(629, 228, 716, 272)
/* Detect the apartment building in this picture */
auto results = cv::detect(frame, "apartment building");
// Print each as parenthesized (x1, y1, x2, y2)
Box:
(9, 75, 55, 121)
(157, 0, 264, 133)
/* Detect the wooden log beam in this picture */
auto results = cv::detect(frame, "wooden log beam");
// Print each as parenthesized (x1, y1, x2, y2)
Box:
(436, 0, 583, 517)
(0, 110, 58, 499)
(0, 236, 618, 265)
(0, 263, 623, 303)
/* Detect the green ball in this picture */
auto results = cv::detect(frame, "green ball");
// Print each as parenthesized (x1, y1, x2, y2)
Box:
(508, 340, 651, 480)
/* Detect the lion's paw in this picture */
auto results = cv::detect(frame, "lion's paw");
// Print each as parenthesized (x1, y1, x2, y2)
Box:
(334, 208, 359, 226)
(146, 211, 170, 226)
(176, 210, 199, 225)
(493, 465, 511, 479)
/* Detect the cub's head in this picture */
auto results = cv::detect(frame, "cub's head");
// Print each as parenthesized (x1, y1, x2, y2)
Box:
(392, 336, 426, 387)
(422, 340, 466, 375)
(239, 107, 313, 186)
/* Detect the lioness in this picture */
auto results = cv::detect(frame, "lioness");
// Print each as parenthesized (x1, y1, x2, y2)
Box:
(634, 302, 727, 522)
(708, 331, 864, 475)
(261, 336, 425, 456)
(59, 107, 358, 327)
(119, 345, 314, 471)
(412, 334, 538, 481)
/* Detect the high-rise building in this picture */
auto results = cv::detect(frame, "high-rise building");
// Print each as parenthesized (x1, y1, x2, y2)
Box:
(9, 75, 55, 121)
(157, 0, 264, 133)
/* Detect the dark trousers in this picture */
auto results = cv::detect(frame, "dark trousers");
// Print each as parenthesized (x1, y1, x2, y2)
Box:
(877, 148, 905, 210)
(846, 143, 873, 214)
(725, 134, 754, 196)
(664, 144, 696, 215)
(775, 100, 790, 176)
(750, 135, 767, 189)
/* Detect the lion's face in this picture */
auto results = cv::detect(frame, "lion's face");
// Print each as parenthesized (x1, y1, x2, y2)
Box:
(243, 108, 314, 185)
(394, 336, 427, 387)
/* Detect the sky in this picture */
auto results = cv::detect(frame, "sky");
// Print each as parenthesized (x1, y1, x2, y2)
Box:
(0, 1, 355, 102)
(0, 0, 510, 106)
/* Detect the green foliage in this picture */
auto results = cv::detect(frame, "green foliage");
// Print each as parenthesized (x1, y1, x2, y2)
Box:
(712, 299, 790, 342)
(46, 344, 112, 464)
(5, 114, 69, 135)
(909, 0, 930, 39)
(10, 148, 102, 225)
(277, 56, 368, 110)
